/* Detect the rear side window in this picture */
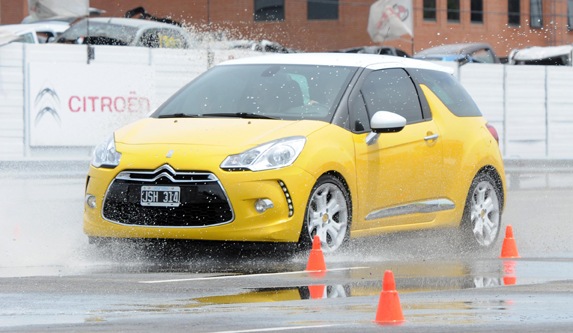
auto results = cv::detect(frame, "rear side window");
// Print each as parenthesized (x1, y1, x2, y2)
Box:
(411, 69, 482, 117)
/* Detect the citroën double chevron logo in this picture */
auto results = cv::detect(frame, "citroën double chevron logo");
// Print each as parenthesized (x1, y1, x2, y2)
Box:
(34, 81, 61, 126)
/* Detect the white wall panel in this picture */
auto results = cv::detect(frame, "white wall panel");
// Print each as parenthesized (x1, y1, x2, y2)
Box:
(0, 44, 24, 157)
(0, 43, 24, 67)
(547, 67, 573, 157)
(549, 122, 573, 157)
(152, 48, 208, 106)
(459, 64, 506, 153)
(0, 138, 25, 155)
(25, 44, 86, 63)
(459, 64, 504, 123)
(505, 66, 546, 157)
(92, 45, 150, 65)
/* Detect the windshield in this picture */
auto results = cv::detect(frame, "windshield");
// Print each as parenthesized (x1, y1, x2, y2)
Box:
(55, 19, 138, 45)
(152, 64, 356, 121)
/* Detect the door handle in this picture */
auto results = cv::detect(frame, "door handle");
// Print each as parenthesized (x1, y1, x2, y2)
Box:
(424, 133, 439, 141)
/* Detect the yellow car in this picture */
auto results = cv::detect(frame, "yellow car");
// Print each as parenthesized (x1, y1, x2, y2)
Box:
(84, 53, 505, 253)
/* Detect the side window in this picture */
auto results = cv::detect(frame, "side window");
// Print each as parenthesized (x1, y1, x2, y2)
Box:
(157, 29, 187, 48)
(349, 93, 370, 132)
(411, 69, 482, 117)
(378, 48, 393, 55)
(16, 32, 36, 44)
(140, 29, 186, 48)
(140, 29, 160, 48)
(254, 0, 285, 21)
(361, 69, 423, 123)
(471, 49, 495, 63)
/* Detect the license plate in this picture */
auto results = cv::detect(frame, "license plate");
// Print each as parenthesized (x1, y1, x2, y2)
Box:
(140, 186, 180, 207)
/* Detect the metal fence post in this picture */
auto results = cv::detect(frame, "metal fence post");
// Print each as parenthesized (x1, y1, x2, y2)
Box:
(22, 43, 30, 157)
(545, 66, 549, 157)
(503, 65, 508, 157)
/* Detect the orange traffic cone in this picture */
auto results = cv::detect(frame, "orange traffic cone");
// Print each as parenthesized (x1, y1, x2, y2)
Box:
(499, 225, 520, 259)
(374, 270, 405, 325)
(306, 235, 327, 275)
(308, 285, 326, 299)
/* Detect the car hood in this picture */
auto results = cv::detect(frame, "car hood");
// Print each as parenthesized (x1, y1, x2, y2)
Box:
(115, 117, 329, 148)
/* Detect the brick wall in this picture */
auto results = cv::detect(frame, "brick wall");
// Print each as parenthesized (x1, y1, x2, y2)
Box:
(413, 0, 573, 56)
(4, 0, 573, 57)
(1, 0, 27, 25)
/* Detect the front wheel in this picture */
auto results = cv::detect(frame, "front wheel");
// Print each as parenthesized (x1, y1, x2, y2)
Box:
(460, 173, 502, 250)
(299, 175, 351, 253)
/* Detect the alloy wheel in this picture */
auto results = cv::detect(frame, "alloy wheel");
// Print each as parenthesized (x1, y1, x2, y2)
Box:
(470, 181, 500, 247)
(306, 182, 349, 253)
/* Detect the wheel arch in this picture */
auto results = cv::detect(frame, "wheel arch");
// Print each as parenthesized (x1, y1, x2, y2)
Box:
(296, 170, 354, 249)
(475, 165, 505, 211)
(321, 170, 353, 216)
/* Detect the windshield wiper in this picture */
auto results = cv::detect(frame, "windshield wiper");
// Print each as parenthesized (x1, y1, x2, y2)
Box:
(201, 112, 278, 120)
(158, 112, 278, 119)
(158, 113, 202, 118)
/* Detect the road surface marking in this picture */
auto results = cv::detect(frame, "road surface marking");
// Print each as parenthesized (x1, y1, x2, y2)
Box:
(139, 267, 369, 284)
(208, 324, 340, 333)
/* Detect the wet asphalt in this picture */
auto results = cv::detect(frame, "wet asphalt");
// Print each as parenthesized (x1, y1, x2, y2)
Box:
(1, 173, 573, 331)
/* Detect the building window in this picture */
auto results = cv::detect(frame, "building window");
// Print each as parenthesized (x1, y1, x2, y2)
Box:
(423, 0, 436, 21)
(447, 0, 460, 23)
(508, 0, 521, 26)
(568, 0, 573, 30)
(308, 0, 339, 20)
(254, 0, 285, 22)
(530, 0, 543, 28)
(470, 0, 483, 23)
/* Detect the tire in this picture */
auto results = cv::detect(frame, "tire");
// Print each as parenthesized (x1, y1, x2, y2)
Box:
(460, 173, 502, 250)
(298, 174, 352, 253)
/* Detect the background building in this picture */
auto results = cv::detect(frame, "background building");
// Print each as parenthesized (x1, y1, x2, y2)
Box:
(2, 0, 573, 56)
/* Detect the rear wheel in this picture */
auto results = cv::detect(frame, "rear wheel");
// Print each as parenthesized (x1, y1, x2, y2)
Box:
(298, 175, 351, 253)
(460, 173, 502, 250)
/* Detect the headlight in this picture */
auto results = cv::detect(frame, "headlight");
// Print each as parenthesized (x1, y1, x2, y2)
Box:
(91, 134, 122, 168)
(220, 136, 306, 171)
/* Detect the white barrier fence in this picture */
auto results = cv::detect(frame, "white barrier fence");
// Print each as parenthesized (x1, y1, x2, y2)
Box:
(1, 43, 573, 159)
(0, 43, 260, 158)
(460, 64, 573, 158)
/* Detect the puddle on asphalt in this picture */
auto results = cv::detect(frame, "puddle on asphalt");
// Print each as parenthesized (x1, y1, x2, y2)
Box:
(126, 258, 573, 310)
(184, 277, 508, 307)
(5, 259, 573, 328)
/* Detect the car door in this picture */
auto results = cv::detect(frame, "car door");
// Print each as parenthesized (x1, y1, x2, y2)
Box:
(139, 28, 187, 49)
(350, 68, 445, 230)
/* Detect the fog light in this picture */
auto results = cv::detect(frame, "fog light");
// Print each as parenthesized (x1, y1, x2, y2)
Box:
(254, 199, 274, 213)
(85, 194, 97, 209)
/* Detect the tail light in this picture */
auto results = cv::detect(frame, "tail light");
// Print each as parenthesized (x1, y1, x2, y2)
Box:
(486, 124, 499, 145)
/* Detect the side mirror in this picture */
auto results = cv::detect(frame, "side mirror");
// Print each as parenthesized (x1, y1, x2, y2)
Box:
(370, 111, 406, 133)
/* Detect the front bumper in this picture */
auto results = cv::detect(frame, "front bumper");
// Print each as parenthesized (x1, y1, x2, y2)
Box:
(83, 148, 316, 243)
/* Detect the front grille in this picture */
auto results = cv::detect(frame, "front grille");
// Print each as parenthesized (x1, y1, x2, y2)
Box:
(102, 165, 233, 227)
